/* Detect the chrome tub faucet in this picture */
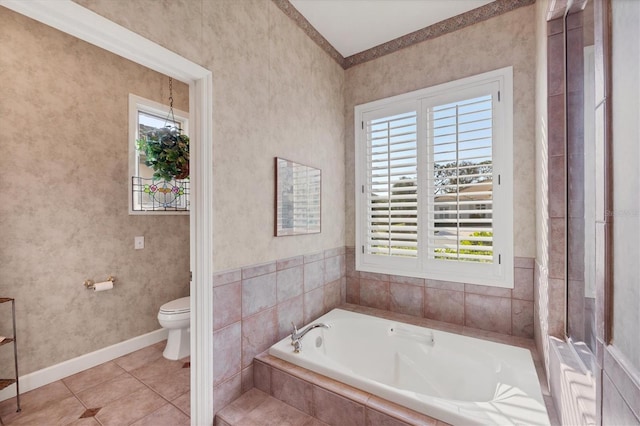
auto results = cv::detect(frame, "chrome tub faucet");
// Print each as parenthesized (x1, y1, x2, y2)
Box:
(290, 322, 330, 353)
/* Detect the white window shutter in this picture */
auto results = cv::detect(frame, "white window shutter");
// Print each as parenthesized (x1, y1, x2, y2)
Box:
(427, 94, 494, 263)
(365, 111, 419, 258)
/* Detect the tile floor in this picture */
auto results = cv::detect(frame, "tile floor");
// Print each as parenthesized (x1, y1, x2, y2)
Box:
(0, 341, 190, 426)
(215, 388, 327, 426)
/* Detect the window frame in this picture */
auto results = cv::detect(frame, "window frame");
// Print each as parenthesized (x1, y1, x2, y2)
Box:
(355, 67, 514, 288)
(128, 94, 190, 215)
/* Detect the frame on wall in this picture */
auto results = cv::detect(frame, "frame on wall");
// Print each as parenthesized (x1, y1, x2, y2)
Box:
(275, 157, 321, 236)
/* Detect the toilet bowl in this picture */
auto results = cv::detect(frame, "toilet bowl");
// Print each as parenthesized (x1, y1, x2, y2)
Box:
(157, 296, 190, 360)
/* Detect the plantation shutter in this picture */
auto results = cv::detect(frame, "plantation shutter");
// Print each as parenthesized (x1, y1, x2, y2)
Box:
(356, 68, 513, 287)
(365, 110, 419, 258)
(426, 94, 494, 263)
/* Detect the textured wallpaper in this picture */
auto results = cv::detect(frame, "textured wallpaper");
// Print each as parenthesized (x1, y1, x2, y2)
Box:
(0, 9, 190, 375)
(1, 0, 346, 374)
(73, 0, 347, 272)
(344, 4, 537, 258)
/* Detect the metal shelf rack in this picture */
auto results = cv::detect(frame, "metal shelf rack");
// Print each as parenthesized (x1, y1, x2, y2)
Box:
(0, 298, 20, 424)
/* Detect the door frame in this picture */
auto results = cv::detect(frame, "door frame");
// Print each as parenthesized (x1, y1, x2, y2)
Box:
(0, 2, 215, 424)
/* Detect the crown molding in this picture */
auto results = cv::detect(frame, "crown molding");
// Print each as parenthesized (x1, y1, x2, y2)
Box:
(273, 0, 536, 70)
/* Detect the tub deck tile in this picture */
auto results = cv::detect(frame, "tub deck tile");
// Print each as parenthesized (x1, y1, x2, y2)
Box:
(293, 367, 371, 405)
(215, 388, 270, 424)
(366, 396, 439, 426)
(215, 389, 327, 426)
(271, 369, 314, 415)
(312, 385, 365, 426)
(255, 352, 442, 426)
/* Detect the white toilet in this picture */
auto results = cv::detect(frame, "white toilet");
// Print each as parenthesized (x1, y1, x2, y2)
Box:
(157, 296, 190, 360)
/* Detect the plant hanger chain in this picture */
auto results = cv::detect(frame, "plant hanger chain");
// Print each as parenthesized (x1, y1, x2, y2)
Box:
(165, 77, 179, 132)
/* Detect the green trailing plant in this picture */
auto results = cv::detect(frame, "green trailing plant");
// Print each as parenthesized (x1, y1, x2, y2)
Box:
(137, 126, 189, 181)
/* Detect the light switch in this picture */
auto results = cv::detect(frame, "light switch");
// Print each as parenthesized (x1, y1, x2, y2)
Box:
(134, 236, 145, 250)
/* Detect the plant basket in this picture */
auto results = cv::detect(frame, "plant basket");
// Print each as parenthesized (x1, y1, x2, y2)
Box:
(137, 126, 189, 181)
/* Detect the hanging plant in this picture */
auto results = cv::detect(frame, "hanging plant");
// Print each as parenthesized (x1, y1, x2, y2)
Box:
(137, 126, 189, 181)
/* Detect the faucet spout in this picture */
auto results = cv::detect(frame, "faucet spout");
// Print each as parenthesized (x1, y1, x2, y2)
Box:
(290, 322, 330, 353)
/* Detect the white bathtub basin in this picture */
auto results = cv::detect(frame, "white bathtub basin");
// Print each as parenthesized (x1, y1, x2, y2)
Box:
(269, 308, 549, 426)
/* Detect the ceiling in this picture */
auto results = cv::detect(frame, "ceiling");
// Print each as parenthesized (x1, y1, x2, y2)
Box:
(289, 0, 494, 58)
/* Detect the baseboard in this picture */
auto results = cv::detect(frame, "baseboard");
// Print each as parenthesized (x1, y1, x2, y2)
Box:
(0, 328, 168, 402)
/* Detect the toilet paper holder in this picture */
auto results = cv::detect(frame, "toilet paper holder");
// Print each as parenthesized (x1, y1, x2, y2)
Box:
(84, 276, 116, 290)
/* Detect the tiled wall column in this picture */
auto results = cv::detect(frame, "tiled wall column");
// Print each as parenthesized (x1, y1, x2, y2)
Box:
(211, 247, 346, 414)
(346, 247, 535, 338)
(545, 16, 568, 339)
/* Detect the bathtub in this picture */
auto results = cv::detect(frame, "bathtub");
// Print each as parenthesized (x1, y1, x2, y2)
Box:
(269, 309, 549, 426)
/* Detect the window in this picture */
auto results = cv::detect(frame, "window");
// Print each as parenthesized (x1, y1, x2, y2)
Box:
(355, 67, 513, 288)
(128, 94, 190, 214)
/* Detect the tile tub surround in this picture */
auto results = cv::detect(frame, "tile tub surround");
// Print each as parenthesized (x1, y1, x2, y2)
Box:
(211, 247, 346, 414)
(250, 304, 558, 426)
(346, 248, 535, 338)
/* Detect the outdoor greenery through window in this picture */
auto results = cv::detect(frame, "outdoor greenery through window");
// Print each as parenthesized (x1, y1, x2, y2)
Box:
(428, 95, 494, 263)
(356, 68, 513, 288)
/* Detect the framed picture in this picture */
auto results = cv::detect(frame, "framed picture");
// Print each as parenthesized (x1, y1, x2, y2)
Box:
(275, 157, 321, 236)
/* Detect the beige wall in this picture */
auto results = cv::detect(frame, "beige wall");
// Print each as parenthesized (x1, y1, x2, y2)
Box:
(344, 4, 537, 259)
(0, 9, 190, 375)
(1, 0, 345, 376)
(74, 0, 346, 272)
(611, 0, 640, 373)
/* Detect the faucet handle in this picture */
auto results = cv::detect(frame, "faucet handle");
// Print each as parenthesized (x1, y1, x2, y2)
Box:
(290, 322, 299, 345)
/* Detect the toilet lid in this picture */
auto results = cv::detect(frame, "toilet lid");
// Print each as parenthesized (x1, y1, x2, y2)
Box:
(159, 296, 190, 314)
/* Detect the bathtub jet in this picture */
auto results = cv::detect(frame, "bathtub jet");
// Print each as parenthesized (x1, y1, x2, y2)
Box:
(270, 309, 550, 426)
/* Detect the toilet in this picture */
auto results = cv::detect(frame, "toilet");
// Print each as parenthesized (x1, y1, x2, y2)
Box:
(157, 296, 190, 360)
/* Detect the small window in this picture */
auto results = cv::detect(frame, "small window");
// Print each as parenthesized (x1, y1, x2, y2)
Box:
(129, 94, 190, 215)
(355, 67, 513, 288)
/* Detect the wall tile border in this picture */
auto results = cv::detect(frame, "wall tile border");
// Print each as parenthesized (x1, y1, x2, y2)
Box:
(272, 0, 535, 70)
(345, 247, 535, 338)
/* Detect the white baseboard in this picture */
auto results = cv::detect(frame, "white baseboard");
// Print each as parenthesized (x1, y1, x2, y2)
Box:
(0, 328, 168, 402)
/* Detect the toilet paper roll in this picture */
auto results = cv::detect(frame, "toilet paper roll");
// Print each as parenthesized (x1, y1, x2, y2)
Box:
(93, 281, 114, 292)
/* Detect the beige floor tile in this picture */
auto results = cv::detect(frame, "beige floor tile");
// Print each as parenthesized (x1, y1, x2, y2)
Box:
(130, 356, 185, 382)
(7, 395, 86, 426)
(67, 417, 102, 426)
(238, 397, 316, 426)
(216, 388, 270, 424)
(0, 344, 192, 425)
(130, 403, 190, 426)
(94, 387, 167, 426)
(172, 391, 190, 416)
(142, 365, 190, 401)
(76, 372, 145, 407)
(62, 361, 126, 394)
(131, 356, 190, 401)
(0, 380, 71, 421)
(113, 341, 166, 372)
(302, 418, 329, 426)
